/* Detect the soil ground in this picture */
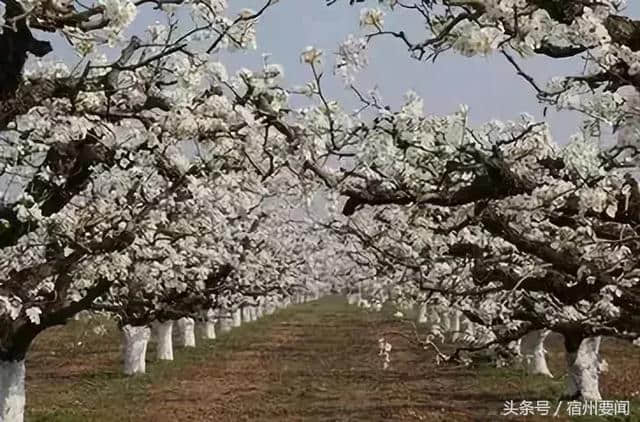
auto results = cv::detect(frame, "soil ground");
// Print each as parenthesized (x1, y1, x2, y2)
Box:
(26, 296, 640, 421)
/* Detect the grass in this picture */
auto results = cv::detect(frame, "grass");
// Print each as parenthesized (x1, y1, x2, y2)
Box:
(24, 297, 640, 421)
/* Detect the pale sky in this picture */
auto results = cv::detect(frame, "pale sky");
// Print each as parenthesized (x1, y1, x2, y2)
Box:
(40, 1, 640, 144)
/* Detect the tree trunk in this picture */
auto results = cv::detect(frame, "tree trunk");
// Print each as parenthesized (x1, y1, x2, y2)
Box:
(347, 294, 357, 305)
(242, 306, 252, 323)
(218, 313, 233, 333)
(564, 336, 602, 400)
(417, 303, 428, 324)
(153, 320, 174, 361)
(0, 360, 26, 422)
(197, 309, 216, 341)
(249, 306, 257, 321)
(176, 317, 196, 347)
(426, 308, 444, 341)
(439, 307, 451, 334)
(450, 310, 461, 342)
(232, 309, 242, 327)
(427, 307, 440, 326)
(256, 305, 264, 318)
(122, 325, 151, 375)
(520, 330, 553, 377)
(197, 321, 216, 340)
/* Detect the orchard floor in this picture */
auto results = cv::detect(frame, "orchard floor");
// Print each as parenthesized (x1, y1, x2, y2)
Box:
(27, 297, 639, 422)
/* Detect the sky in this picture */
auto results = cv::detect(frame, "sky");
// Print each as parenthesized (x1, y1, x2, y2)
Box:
(40, 0, 640, 145)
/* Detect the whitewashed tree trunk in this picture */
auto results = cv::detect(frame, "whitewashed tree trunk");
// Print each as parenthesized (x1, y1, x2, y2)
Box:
(200, 309, 216, 340)
(426, 308, 444, 342)
(153, 320, 174, 361)
(347, 294, 357, 305)
(0, 360, 25, 422)
(417, 303, 428, 324)
(565, 337, 602, 400)
(249, 306, 257, 321)
(439, 308, 451, 334)
(198, 321, 216, 340)
(256, 305, 264, 318)
(177, 317, 196, 347)
(520, 330, 553, 377)
(242, 306, 252, 323)
(265, 302, 276, 315)
(218, 313, 233, 333)
(122, 325, 151, 375)
(427, 308, 440, 326)
(450, 310, 462, 342)
(283, 297, 291, 307)
(197, 310, 216, 340)
(232, 309, 242, 327)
